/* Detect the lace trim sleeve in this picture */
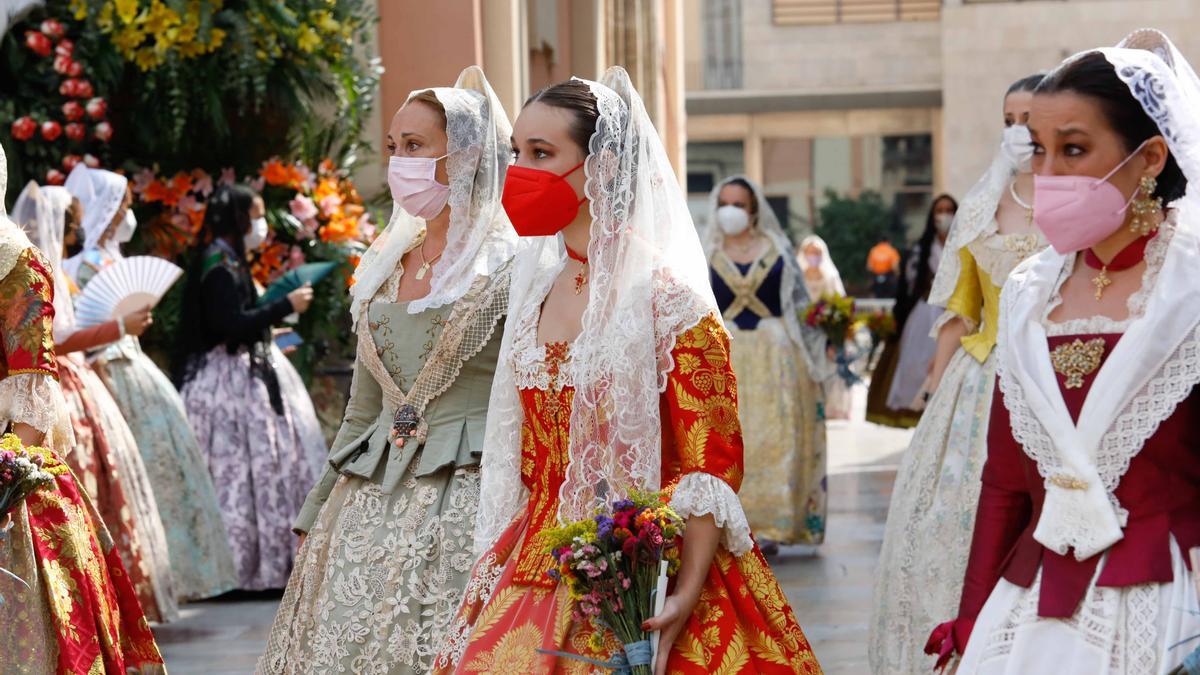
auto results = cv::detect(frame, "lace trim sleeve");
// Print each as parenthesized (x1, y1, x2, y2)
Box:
(670, 471, 754, 557)
(0, 372, 74, 452)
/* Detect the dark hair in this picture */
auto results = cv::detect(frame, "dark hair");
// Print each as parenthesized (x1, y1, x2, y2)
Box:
(525, 80, 600, 154)
(201, 184, 257, 260)
(1007, 73, 1045, 97)
(720, 177, 759, 215)
(896, 194, 957, 327)
(1037, 52, 1186, 203)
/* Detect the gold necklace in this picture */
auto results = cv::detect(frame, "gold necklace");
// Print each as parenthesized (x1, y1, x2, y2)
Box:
(415, 235, 443, 281)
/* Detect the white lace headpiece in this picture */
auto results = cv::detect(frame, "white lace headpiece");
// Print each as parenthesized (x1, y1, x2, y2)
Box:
(797, 234, 846, 296)
(474, 67, 722, 553)
(700, 175, 824, 373)
(12, 183, 77, 342)
(62, 165, 127, 278)
(0, 141, 33, 281)
(997, 29, 1200, 559)
(350, 66, 516, 319)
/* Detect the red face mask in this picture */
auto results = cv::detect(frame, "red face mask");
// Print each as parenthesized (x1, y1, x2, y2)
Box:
(501, 160, 587, 237)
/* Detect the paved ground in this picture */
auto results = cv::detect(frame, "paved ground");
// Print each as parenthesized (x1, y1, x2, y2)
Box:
(155, 385, 912, 674)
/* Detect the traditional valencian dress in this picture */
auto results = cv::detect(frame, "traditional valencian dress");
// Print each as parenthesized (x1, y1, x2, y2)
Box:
(438, 68, 820, 674)
(0, 166, 164, 674)
(16, 179, 182, 623)
(704, 177, 828, 546)
(797, 236, 851, 421)
(869, 136, 1046, 672)
(259, 67, 518, 674)
(64, 166, 237, 601)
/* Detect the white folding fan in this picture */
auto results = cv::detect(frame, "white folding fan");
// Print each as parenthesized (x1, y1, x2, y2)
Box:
(73, 256, 183, 329)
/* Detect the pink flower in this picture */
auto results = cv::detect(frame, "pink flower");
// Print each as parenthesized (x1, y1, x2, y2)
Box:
(318, 193, 342, 217)
(191, 170, 213, 197)
(219, 167, 237, 186)
(288, 246, 306, 269)
(250, 177, 265, 193)
(289, 194, 318, 221)
(131, 168, 156, 194)
(178, 194, 200, 217)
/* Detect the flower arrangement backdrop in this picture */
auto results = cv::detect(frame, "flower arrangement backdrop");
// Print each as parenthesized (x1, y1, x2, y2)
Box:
(1, 0, 384, 436)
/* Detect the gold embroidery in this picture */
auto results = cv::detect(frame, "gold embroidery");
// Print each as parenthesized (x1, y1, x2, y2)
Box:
(1050, 337, 1106, 389)
(1049, 475, 1088, 490)
(710, 249, 781, 323)
(463, 621, 543, 672)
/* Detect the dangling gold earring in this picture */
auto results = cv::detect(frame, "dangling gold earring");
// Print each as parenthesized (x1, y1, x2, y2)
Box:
(1129, 175, 1163, 236)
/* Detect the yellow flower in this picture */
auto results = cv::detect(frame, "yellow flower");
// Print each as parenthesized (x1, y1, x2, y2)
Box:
(70, 0, 88, 20)
(297, 24, 321, 53)
(208, 28, 227, 50)
(97, 2, 115, 31)
(134, 46, 162, 70)
(312, 10, 341, 34)
(112, 25, 145, 53)
(114, 0, 140, 24)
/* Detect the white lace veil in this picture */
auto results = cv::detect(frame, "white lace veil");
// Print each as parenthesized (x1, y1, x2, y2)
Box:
(62, 165, 127, 278)
(797, 234, 847, 296)
(350, 66, 516, 320)
(12, 183, 77, 342)
(699, 175, 824, 374)
(474, 67, 721, 554)
(0, 141, 33, 281)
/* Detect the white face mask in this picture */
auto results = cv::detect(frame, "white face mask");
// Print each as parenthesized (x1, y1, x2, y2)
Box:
(244, 217, 269, 250)
(716, 204, 751, 236)
(933, 212, 954, 235)
(1000, 124, 1034, 172)
(804, 253, 822, 268)
(114, 209, 137, 243)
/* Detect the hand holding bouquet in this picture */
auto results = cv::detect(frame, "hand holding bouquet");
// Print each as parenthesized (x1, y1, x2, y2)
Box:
(540, 491, 685, 674)
(0, 434, 60, 605)
(804, 293, 857, 346)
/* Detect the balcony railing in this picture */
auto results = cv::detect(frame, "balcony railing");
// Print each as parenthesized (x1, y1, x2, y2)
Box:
(773, 0, 940, 25)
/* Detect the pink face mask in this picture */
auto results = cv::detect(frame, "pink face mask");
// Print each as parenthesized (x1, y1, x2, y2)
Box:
(1033, 140, 1150, 254)
(388, 153, 451, 220)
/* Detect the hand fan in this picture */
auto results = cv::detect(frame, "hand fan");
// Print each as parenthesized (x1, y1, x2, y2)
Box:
(257, 261, 339, 306)
(73, 256, 183, 328)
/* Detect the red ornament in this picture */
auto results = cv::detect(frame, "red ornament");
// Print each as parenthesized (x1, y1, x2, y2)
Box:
(62, 154, 82, 172)
(85, 97, 107, 119)
(40, 20, 65, 41)
(46, 169, 66, 186)
(55, 40, 74, 58)
(65, 122, 85, 142)
(83, 154, 100, 168)
(24, 31, 52, 58)
(10, 116, 37, 142)
(53, 54, 73, 75)
(76, 80, 94, 98)
(40, 120, 63, 141)
(59, 78, 92, 98)
(93, 121, 113, 143)
(62, 101, 84, 121)
(67, 61, 83, 77)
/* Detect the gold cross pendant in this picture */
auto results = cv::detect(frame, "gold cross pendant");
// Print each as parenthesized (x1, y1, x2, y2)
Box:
(1091, 267, 1111, 300)
(573, 268, 587, 295)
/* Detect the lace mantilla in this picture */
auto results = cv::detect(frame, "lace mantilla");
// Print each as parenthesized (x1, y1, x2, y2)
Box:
(0, 371, 74, 454)
(670, 472, 752, 556)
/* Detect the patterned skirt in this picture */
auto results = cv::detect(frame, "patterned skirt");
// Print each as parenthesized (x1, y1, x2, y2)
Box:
(0, 451, 164, 674)
(258, 459, 481, 674)
(57, 354, 179, 623)
(868, 348, 996, 673)
(95, 343, 238, 602)
(181, 346, 323, 590)
(728, 318, 827, 545)
(438, 511, 823, 674)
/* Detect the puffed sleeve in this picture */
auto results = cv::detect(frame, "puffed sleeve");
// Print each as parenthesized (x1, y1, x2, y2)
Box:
(932, 246, 983, 337)
(293, 350, 384, 533)
(0, 248, 73, 449)
(661, 313, 753, 556)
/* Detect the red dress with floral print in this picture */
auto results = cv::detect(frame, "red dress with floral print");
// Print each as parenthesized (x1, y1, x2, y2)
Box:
(440, 315, 821, 674)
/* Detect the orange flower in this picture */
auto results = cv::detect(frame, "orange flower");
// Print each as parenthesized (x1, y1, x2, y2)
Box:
(313, 177, 340, 202)
(251, 242, 288, 285)
(142, 179, 173, 205)
(344, 254, 360, 288)
(318, 158, 336, 175)
(185, 204, 206, 233)
(319, 214, 359, 243)
(167, 171, 194, 196)
(261, 160, 293, 187)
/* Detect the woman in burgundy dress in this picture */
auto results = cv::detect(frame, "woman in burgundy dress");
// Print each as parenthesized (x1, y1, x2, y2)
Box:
(928, 29, 1200, 674)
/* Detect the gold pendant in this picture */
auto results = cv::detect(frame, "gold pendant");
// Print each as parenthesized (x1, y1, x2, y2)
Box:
(1049, 337, 1106, 389)
(573, 270, 586, 295)
(415, 262, 431, 281)
(1091, 267, 1111, 300)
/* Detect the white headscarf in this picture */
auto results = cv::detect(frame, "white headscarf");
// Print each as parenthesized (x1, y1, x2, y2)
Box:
(62, 165, 128, 278)
(0, 141, 32, 281)
(474, 67, 722, 553)
(700, 175, 825, 375)
(13, 182, 78, 342)
(797, 234, 846, 297)
(350, 66, 516, 319)
(997, 29, 1200, 560)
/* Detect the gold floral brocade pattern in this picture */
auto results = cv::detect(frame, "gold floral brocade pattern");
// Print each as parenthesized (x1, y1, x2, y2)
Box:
(1050, 338, 1107, 390)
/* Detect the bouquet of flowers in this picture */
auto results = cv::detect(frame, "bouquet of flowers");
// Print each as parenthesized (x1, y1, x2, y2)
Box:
(0, 434, 59, 605)
(539, 491, 685, 674)
(804, 293, 857, 346)
(856, 309, 896, 342)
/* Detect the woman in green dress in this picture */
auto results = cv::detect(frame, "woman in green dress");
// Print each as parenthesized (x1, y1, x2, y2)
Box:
(258, 66, 516, 674)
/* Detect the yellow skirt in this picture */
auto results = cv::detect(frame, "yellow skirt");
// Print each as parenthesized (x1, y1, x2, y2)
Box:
(728, 318, 827, 545)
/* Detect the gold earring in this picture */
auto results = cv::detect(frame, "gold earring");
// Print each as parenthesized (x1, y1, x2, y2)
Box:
(1130, 175, 1163, 236)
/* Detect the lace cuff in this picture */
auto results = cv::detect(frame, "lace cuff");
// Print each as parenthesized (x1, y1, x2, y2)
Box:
(930, 309, 977, 340)
(0, 373, 74, 453)
(670, 472, 753, 557)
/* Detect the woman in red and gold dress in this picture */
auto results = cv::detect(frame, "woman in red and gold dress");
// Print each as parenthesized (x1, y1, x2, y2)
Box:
(436, 68, 820, 674)
(0, 145, 163, 673)
(927, 30, 1200, 674)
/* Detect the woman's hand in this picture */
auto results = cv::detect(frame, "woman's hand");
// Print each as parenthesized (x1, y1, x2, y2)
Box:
(122, 306, 153, 337)
(287, 284, 314, 314)
(643, 592, 697, 675)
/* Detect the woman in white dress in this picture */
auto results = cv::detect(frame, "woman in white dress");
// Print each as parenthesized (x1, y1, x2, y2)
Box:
(798, 234, 853, 419)
(868, 72, 1048, 673)
(930, 29, 1200, 674)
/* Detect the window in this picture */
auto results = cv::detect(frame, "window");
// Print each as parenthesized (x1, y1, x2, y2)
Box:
(772, 0, 939, 26)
